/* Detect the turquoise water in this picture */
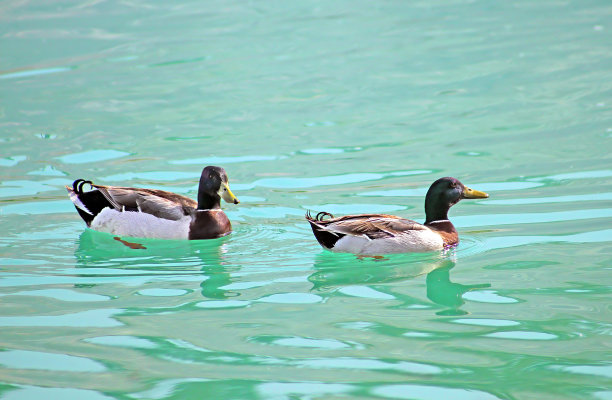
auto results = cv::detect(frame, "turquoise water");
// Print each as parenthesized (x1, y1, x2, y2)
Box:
(1, 0, 612, 399)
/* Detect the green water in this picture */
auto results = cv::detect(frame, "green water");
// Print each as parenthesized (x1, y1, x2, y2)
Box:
(1, 0, 612, 399)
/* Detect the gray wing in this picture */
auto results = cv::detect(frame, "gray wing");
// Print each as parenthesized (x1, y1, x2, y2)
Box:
(323, 215, 427, 240)
(94, 185, 196, 221)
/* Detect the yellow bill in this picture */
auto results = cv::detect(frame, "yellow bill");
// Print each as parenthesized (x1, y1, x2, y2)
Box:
(220, 182, 239, 204)
(463, 186, 489, 199)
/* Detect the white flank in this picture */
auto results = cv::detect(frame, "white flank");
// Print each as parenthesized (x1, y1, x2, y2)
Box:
(332, 228, 444, 255)
(91, 208, 191, 239)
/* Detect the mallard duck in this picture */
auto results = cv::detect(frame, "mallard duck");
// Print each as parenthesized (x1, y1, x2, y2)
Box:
(306, 177, 488, 254)
(67, 166, 239, 240)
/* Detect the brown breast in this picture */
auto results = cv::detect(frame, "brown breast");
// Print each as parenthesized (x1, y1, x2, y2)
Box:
(425, 220, 459, 246)
(188, 210, 232, 240)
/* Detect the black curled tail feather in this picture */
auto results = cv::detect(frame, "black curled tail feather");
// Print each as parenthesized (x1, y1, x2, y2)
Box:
(68, 179, 112, 227)
(73, 179, 93, 194)
(305, 210, 335, 221)
(315, 211, 334, 221)
(305, 210, 342, 250)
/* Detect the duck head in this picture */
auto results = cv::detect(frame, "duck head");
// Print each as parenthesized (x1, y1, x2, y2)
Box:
(424, 177, 488, 224)
(197, 166, 239, 209)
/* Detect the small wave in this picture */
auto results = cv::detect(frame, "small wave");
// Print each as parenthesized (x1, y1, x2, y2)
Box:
(56, 149, 129, 164)
(0, 66, 74, 80)
(485, 192, 612, 205)
(361, 179, 543, 197)
(530, 169, 612, 182)
(459, 229, 612, 256)
(453, 208, 612, 228)
(170, 154, 283, 165)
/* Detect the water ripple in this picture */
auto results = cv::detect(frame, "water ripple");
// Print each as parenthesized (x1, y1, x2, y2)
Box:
(256, 382, 354, 400)
(0, 349, 106, 372)
(550, 364, 612, 379)
(0, 288, 110, 302)
(101, 171, 198, 182)
(361, 180, 543, 197)
(0, 66, 74, 80)
(454, 208, 612, 228)
(56, 149, 129, 164)
(0, 155, 26, 167)
(257, 293, 322, 304)
(170, 155, 283, 165)
(302, 203, 407, 215)
(249, 335, 359, 350)
(338, 285, 396, 300)
(84, 335, 157, 349)
(371, 384, 502, 400)
(130, 379, 210, 400)
(485, 192, 612, 205)
(0, 179, 65, 198)
(137, 288, 189, 297)
(299, 147, 345, 154)
(462, 290, 518, 304)
(452, 318, 521, 327)
(253, 173, 383, 189)
(297, 357, 443, 375)
(245, 169, 432, 190)
(530, 169, 612, 181)
(484, 331, 557, 340)
(468, 229, 612, 254)
(196, 300, 251, 309)
(0, 309, 123, 327)
(2, 386, 114, 400)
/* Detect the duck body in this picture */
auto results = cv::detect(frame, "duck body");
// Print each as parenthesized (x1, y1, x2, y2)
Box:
(307, 213, 448, 254)
(67, 166, 239, 240)
(306, 177, 488, 255)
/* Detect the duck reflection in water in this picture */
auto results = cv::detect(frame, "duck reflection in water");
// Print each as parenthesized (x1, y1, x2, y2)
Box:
(74, 229, 240, 300)
(426, 260, 490, 316)
(309, 252, 490, 316)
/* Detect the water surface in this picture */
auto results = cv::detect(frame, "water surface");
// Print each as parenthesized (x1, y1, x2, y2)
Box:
(1, 1, 611, 399)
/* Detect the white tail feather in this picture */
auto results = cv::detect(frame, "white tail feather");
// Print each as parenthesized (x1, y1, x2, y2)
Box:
(69, 191, 93, 215)
(312, 222, 340, 237)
